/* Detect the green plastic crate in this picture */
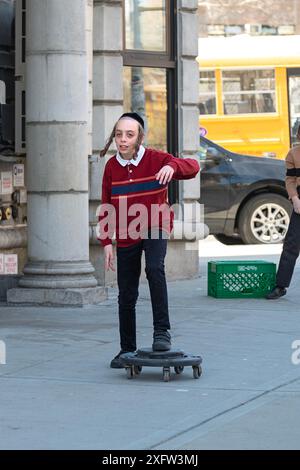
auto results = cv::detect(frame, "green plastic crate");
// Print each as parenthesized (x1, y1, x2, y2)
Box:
(207, 260, 276, 298)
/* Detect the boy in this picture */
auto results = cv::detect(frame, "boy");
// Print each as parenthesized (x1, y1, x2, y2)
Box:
(98, 112, 200, 368)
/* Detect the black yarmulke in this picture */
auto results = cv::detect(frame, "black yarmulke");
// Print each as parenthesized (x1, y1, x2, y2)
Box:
(120, 112, 145, 129)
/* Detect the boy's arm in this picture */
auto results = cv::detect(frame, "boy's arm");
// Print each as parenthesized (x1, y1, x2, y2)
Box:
(162, 153, 200, 180)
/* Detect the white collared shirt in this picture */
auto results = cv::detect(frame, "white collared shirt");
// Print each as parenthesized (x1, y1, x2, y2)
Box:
(116, 145, 145, 167)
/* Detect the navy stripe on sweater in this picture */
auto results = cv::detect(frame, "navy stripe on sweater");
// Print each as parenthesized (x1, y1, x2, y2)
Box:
(111, 179, 164, 196)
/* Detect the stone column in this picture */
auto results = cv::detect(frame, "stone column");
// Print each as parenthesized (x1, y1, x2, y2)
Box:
(89, 0, 123, 287)
(8, 0, 106, 306)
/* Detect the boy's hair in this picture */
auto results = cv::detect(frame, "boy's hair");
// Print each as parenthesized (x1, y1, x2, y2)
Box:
(100, 119, 145, 159)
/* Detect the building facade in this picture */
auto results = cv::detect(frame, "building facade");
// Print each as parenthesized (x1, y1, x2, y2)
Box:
(0, 0, 203, 305)
(198, 0, 300, 37)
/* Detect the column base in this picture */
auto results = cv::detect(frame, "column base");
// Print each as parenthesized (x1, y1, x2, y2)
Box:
(19, 261, 99, 288)
(7, 286, 107, 307)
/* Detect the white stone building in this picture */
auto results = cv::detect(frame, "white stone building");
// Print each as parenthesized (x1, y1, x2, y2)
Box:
(0, 0, 202, 306)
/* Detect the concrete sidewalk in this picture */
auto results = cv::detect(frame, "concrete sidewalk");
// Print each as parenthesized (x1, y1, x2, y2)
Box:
(0, 244, 300, 450)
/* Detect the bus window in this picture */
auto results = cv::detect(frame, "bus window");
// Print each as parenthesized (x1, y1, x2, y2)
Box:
(199, 70, 216, 115)
(222, 69, 276, 115)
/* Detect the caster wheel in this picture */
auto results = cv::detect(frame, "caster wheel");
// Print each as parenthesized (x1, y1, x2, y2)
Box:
(134, 365, 142, 375)
(192, 365, 202, 379)
(163, 367, 170, 382)
(174, 365, 184, 375)
(126, 366, 134, 379)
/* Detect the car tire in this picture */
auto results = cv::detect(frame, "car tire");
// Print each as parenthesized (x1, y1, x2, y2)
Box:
(214, 234, 244, 245)
(238, 194, 292, 244)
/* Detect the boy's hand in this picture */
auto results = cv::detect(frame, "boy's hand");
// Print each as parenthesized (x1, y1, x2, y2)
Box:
(104, 244, 115, 271)
(156, 165, 175, 185)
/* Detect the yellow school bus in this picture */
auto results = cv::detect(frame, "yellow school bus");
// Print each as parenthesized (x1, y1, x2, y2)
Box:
(198, 35, 300, 159)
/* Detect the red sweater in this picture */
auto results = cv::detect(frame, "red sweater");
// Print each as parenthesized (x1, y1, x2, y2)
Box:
(98, 148, 200, 248)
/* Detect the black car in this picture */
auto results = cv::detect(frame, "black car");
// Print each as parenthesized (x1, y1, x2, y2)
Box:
(199, 137, 291, 244)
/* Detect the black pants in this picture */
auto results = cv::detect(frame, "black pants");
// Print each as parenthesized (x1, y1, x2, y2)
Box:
(116, 236, 170, 352)
(276, 210, 300, 288)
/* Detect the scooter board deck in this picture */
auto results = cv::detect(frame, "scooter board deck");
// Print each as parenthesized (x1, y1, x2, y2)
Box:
(119, 348, 203, 381)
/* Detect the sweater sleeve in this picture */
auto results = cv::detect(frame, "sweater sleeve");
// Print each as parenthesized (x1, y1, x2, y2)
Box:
(285, 150, 298, 200)
(162, 153, 200, 180)
(98, 162, 114, 247)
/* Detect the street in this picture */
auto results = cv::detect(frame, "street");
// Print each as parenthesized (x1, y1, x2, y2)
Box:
(0, 236, 300, 450)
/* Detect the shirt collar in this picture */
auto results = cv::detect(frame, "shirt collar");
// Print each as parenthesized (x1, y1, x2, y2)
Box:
(116, 145, 145, 167)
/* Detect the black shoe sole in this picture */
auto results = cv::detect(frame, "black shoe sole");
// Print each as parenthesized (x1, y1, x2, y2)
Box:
(110, 350, 136, 368)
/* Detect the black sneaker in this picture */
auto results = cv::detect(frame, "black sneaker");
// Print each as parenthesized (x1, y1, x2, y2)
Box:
(110, 350, 133, 369)
(266, 286, 287, 300)
(152, 330, 171, 351)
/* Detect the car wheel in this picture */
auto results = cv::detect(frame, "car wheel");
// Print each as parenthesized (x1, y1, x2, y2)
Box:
(214, 234, 244, 245)
(238, 194, 292, 244)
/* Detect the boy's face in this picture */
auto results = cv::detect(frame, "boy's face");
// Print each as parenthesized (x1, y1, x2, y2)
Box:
(115, 118, 141, 160)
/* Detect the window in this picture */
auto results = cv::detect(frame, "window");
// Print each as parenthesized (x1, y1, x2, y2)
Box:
(198, 138, 210, 161)
(207, 25, 224, 36)
(224, 25, 244, 36)
(199, 71, 216, 115)
(123, 0, 174, 67)
(198, 137, 223, 161)
(125, 0, 166, 52)
(261, 25, 277, 35)
(123, 67, 167, 151)
(123, 0, 177, 202)
(222, 69, 276, 115)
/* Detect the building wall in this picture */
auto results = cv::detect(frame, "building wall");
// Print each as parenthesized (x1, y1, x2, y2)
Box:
(198, 0, 300, 36)
(1, 1, 203, 302)
(90, 0, 203, 287)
